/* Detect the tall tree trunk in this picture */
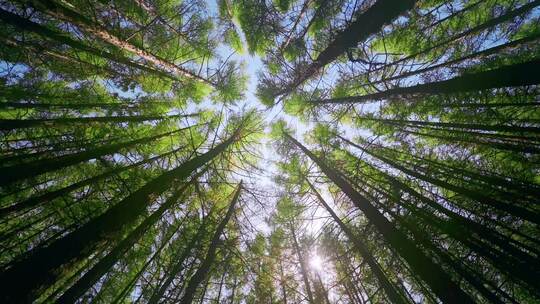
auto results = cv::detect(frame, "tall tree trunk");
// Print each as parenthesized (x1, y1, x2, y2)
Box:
(361, 175, 533, 301)
(278, 259, 288, 304)
(0, 146, 186, 218)
(286, 133, 475, 303)
(373, 33, 540, 85)
(279, 0, 312, 51)
(0, 7, 176, 81)
(338, 135, 540, 224)
(275, 0, 417, 99)
(178, 181, 243, 304)
(312, 59, 540, 104)
(0, 101, 171, 111)
(147, 214, 211, 304)
(110, 219, 185, 304)
(29, 0, 215, 85)
(372, 0, 540, 71)
(289, 221, 315, 304)
(306, 179, 409, 304)
(420, 0, 486, 32)
(0, 126, 192, 187)
(401, 128, 540, 154)
(55, 169, 205, 303)
(375, 143, 540, 199)
(0, 131, 240, 302)
(0, 112, 198, 130)
(362, 116, 540, 135)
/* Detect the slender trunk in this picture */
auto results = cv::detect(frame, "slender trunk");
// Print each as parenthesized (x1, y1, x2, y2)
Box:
(215, 266, 227, 303)
(420, 0, 486, 32)
(312, 59, 540, 104)
(372, 33, 540, 85)
(0, 101, 170, 110)
(30, 0, 214, 85)
(0, 7, 176, 81)
(278, 260, 288, 304)
(229, 276, 238, 303)
(0, 126, 191, 187)
(279, 0, 311, 51)
(442, 102, 540, 108)
(306, 179, 409, 304)
(289, 222, 315, 304)
(379, 144, 540, 198)
(0, 112, 198, 130)
(55, 169, 205, 303)
(0, 146, 186, 218)
(0, 132, 239, 302)
(338, 135, 540, 224)
(178, 182, 242, 304)
(110, 220, 185, 304)
(364, 116, 540, 135)
(371, 162, 539, 258)
(276, 0, 417, 98)
(358, 140, 540, 201)
(401, 128, 540, 154)
(290, 0, 329, 49)
(364, 177, 535, 300)
(286, 133, 474, 303)
(147, 215, 211, 304)
(2, 35, 127, 80)
(314, 272, 330, 304)
(372, 0, 540, 70)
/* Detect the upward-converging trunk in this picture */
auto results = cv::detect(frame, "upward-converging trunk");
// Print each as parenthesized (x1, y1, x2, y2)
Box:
(56, 169, 205, 303)
(306, 179, 409, 304)
(0, 101, 171, 111)
(178, 182, 243, 304)
(147, 216, 210, 304)
(285, 133, 475, 303)
(276, 0, 417, 98)
(338, 135, 540, 224)
(372, 0, 540, 71)
(0, 126, 193, 187)
(0, 131, 240, 302)
(0, 7, 176, 81)
(0, 112, 199, 130)
(289, 222, 315, 304)
(312, 59, 540, 104)
(372, 33, 540, 85)
(362, 116, 540, 135)
(0, 146, 186, 218)
(28, 0, 215, 85)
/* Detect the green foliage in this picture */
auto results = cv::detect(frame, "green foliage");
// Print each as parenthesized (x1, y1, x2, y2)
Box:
(1, 0, 539, 303)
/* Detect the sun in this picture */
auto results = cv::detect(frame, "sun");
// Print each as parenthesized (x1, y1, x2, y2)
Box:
(310, 253, 324, 271)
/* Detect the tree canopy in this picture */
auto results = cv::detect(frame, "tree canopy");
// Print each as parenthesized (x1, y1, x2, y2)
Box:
(0, 0, 539, 303)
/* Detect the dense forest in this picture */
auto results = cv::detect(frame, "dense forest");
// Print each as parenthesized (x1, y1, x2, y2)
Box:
(0, 0, 539, 303)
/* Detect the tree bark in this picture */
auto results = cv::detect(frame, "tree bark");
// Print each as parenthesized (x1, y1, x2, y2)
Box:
(0, 113, 198, 130)
(338, 135, 540, 224)
(178, 182, 243, 304)
(147, 214, 211, 304)
(55, 170, 204, 303)
(276, 0, 417, 98)
(371, 0, 540, 71)
(372, 33, 540, 85)
(0, 126, 192, 187)
(286, 133, 475, 303)
(0, 7, 177, 81)
(312, 59, 540, 104)
(29, 0, 215, 85)
(0, 146, 186, 218)
(306, 179, 409, 304)
(0, 132, 240, 302)
(289, 221, 315, 304)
